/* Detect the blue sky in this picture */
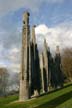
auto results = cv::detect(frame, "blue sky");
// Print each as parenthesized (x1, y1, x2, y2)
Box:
(0, 0, 72, 72)
(0, 0, 72, 28)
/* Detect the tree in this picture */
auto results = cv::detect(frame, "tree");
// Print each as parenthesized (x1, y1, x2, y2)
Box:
(62, 48, 72, 82)
(8, 72, 19, 93)
(0, 67, 9, 96)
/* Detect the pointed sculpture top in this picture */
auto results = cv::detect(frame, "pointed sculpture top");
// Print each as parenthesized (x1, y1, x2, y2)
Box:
(33, 25, 36, 28)
(44, 39, 48, 50)
(23, 11, 30, 25)
(56, 46, 60, 54)
(44, 39, 46, 46)
(32, 25, 36, 44)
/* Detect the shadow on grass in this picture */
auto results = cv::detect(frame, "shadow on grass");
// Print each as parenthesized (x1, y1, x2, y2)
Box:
(40, 83, 72, 97)
(35, 91, 72, 108)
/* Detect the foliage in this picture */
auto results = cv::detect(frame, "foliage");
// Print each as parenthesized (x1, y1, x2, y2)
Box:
(62, 48, 72, 82)
(0, 68, 9, 96)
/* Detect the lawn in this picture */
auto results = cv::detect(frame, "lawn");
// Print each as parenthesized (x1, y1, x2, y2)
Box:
(0, 83, 72, 108)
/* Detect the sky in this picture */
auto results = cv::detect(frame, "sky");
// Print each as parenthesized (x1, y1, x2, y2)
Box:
(0, 0, 72, 73)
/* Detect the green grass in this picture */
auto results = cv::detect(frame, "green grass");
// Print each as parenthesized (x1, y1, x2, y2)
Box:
(0, 83, 72, 108)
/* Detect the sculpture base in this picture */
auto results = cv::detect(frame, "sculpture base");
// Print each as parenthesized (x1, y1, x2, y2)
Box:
(19, 80, 29, 101)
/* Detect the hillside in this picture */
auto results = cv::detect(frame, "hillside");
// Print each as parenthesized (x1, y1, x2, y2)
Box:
(0, 83, 72, 108)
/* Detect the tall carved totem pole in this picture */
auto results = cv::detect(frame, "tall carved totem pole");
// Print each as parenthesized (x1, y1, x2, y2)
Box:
(19, 12, 30, 101)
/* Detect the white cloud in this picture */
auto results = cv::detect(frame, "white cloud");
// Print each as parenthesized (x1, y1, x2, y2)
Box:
(9, 63, 20, 73)
(35, 24, 49, 35)
(0, 0, 64, 16)
(0, 44, 21, 73)
(35, 24, 72, 52)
